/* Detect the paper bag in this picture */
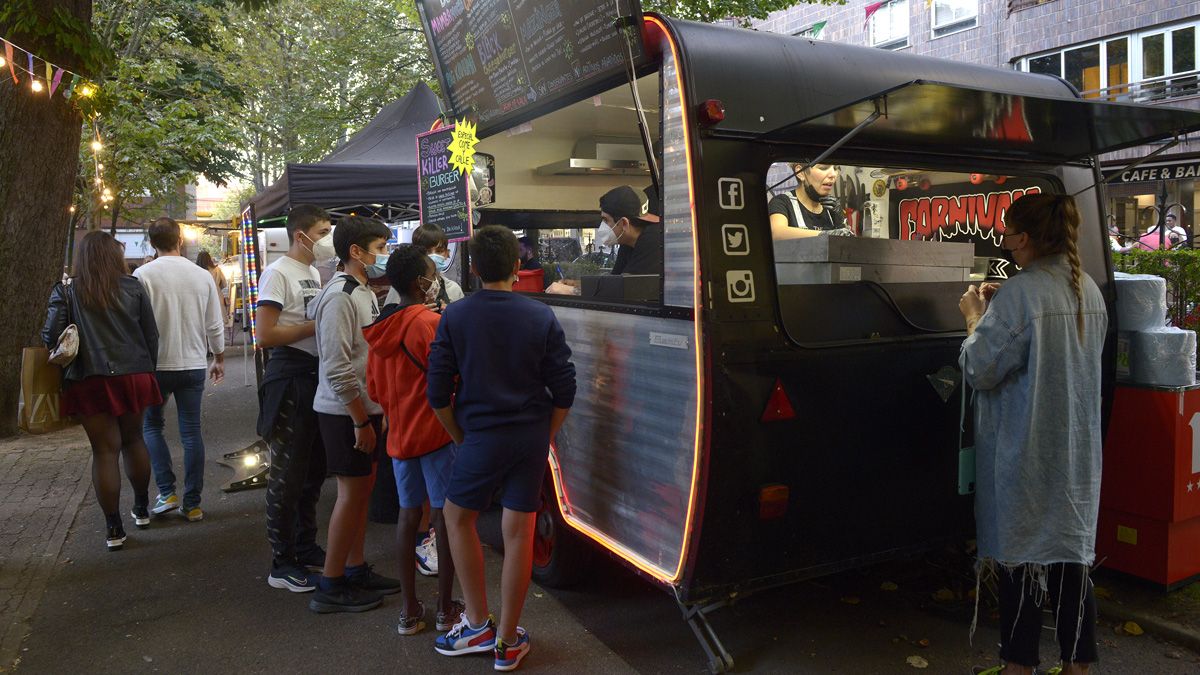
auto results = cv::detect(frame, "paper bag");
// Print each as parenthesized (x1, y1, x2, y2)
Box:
(18, 347, 72, 434)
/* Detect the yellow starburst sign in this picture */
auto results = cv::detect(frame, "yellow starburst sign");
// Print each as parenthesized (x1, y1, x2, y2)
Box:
(448, 119, 479, 176)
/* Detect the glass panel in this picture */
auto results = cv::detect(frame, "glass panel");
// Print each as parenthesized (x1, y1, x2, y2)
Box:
(1106, 38, 1129, 100)
(1143, 33, 1165, 78)
(1174, 27, 1196, 73)
(1028, 53, 1061, 77)
(871, 0, 909, 48)
(1065, 44, 1101, 97)
(933, 0, 977, 29)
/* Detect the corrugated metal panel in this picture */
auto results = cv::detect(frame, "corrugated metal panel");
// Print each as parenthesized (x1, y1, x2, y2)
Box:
(553, 305, 698, 574)
(662, 49, 696, 308)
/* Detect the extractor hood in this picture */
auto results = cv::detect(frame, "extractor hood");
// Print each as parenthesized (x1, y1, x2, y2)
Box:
(536, 135, 650, 176)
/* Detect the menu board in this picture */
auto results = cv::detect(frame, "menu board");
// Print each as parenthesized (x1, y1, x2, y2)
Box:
(417, 0, 643, 136)
(417, 126, 472, 242)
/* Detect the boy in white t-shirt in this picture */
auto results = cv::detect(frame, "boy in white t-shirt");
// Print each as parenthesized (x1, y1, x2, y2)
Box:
(257, 204, 333, 593)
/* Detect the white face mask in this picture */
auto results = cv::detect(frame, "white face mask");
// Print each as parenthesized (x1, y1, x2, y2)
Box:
(595, 220, 617, 248)
(303, 232, 336, 263)
(421, 275, 441, 304)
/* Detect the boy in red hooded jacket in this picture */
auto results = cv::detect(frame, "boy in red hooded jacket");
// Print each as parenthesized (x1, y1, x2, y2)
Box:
(364, 244, 462, 636)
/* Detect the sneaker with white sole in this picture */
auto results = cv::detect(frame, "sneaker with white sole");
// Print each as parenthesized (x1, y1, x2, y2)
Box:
(416, 533, 438, 577)
(436, 600, 467, 631)
(151, 493, 179, 515)
(493, 628, 530, 671)
(106, 524, 127, 551)
(131, 506, 150, 529)
(268, 564, 318, 593)
(397, 601, 425, 636)
(435, 614, 497, 656)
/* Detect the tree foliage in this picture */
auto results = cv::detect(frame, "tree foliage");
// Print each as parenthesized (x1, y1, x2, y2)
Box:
(646, 0, 844, 25)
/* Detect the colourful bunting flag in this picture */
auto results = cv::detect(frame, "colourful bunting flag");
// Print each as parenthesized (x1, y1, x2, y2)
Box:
(62, 74, 74, 99)
(4, 41, 15, 84)
(44, 60, 52, 95)
(810, 20, 828, 38)
(26, 50, 32, 78)
(865, 1, 887, 26)
(50, 67, 64, 97)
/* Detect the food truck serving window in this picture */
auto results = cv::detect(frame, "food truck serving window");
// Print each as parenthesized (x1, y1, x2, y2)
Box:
(767, 162, 1054, 344)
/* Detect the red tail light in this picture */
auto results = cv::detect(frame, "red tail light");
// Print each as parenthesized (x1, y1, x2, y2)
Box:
(758, 484, 789, 520)
(698, 99, 725, 126)
(761, 378, 796, 423)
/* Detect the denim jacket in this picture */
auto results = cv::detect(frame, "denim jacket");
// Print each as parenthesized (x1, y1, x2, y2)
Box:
(959, 254, 1108, 566)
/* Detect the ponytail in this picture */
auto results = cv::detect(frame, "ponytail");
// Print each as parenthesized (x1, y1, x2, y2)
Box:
(1006, 193, 1086, 340)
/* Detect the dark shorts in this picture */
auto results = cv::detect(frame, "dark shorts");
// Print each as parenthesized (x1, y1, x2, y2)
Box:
(317, 413, 384, 478)
(446, 423, 550, 513)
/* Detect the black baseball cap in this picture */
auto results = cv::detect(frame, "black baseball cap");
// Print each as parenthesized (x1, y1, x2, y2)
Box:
(600, 185, 661, 226)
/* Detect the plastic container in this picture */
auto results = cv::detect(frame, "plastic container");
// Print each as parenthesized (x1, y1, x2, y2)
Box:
(513, 268, 545, 293)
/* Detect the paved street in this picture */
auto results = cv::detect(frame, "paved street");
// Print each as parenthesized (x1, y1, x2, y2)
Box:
(3, 352, 1200, 673)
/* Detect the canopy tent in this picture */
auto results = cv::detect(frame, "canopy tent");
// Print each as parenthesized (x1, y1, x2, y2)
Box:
(248, 82, 442, 221)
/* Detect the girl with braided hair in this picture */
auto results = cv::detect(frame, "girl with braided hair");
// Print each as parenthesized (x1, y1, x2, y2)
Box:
(957, 193, 1108, 675)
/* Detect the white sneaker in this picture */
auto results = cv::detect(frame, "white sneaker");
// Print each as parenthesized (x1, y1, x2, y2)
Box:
(416, 529, 438, 577)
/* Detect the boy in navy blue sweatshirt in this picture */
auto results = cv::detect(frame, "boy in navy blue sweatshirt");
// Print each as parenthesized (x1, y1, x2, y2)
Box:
(428, 226, 575, 671)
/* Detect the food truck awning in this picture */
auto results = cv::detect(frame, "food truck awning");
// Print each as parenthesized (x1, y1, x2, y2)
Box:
(760, 80, 1200, 165)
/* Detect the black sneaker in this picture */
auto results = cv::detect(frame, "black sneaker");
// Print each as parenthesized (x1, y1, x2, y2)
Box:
(131, 506, 150, 529)
(267, 564, 318, 593)
(106, 524, 127, 551)
(347, 563, 402, 596)
(308, 583, 383, 614)
(297, 547, 327, 571)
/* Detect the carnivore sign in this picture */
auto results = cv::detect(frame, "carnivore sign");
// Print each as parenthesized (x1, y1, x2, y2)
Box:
(892, 180, 1045, 258)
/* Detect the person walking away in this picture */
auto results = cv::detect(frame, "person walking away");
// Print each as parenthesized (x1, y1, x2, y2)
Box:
(958, 194, 1107, 675)
(196, 250, 231, 328)
(308, 216, 403, 613)
(364, 245, 463, 635)
(134, 218, 226, 522)
(257, 204, 333, 592)
(42, 231, 162, 550)
(429, 226, 576, 671)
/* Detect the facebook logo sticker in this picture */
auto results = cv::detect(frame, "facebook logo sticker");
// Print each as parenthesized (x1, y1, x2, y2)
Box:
(718, 178, 744, 210)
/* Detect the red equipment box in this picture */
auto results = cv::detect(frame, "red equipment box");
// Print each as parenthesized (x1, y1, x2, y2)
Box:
(513, 269, 544, 293)
(1098, 384, 1200, 588)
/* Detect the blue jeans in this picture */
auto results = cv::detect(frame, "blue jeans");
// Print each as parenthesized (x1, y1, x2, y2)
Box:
(143, 369, 207, 508)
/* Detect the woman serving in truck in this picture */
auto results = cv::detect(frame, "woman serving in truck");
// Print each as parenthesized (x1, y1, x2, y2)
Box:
(768, 163, 846, 239)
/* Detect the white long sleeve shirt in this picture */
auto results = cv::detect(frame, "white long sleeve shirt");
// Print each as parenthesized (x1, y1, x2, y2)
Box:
(134, 255, 225, 371)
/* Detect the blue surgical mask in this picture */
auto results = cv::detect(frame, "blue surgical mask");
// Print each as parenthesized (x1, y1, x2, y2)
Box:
(429, 253, 452, 274)
(366, 252, 389, 279)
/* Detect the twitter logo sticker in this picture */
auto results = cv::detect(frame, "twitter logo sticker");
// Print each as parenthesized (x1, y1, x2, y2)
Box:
(722, 224, 750, 256)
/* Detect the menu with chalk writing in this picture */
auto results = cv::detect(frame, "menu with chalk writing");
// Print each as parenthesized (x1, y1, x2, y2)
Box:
(417, 126, 472, 242)
(416, 0, 643, 137)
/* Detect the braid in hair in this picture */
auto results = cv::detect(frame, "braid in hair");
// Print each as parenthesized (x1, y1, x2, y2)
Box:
(1006, 193, 1087, 340)
(1059, 197, 1086, 339)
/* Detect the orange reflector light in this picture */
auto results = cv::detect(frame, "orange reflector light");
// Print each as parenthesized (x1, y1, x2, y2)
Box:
(698, 99, 725, 125)
(758, 484, 789, 520)
(761, 378, 796, 423)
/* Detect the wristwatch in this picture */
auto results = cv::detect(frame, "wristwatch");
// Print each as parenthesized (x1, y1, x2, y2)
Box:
(353, 419, 370, 429)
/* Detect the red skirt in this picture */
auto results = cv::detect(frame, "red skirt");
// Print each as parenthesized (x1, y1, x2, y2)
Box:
(62, 373, 163, 418)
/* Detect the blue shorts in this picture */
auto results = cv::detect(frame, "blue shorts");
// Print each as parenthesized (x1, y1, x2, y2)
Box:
(393, 443, 456, 509)
(446, 423, 550, 513)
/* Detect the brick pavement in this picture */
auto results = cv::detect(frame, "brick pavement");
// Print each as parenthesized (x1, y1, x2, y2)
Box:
(0, 426, 92, 671)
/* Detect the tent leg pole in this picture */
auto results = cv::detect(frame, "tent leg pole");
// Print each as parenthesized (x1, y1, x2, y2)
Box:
(675, 594, 735, 674)
(242, 319, 249, 387)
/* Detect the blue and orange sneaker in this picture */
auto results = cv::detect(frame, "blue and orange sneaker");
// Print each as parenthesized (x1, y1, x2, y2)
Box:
(434, 613, 497, 656)
(494, 628, 530, 671)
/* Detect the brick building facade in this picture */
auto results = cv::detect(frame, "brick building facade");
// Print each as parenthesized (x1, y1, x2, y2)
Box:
(753, 1, 1200, 235)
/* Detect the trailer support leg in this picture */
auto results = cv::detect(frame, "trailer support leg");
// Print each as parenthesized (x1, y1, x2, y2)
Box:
(676, 596, 734, 674)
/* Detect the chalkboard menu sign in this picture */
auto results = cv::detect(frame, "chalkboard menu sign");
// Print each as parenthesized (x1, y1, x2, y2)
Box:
(417, 126, 472, 242)
(416, 0, 643, 137)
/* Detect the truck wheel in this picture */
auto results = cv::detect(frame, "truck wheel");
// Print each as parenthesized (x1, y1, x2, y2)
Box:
(531, 471, 592, 588)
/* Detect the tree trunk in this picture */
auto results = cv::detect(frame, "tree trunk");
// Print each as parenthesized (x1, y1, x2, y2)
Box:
(0, 0, 91, 437)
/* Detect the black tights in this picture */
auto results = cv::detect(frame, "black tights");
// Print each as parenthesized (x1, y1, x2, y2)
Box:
(80, 411, 151, 520)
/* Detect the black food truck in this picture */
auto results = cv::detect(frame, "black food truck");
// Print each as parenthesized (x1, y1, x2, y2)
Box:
(414, 1, 1200, 670)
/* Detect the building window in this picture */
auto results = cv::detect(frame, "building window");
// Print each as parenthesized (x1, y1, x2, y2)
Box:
(1007, 0, 1057, 14)
(870, 0, 909, 50)
(932, 0, 978, 37)
(1020, 19, 1199, 102)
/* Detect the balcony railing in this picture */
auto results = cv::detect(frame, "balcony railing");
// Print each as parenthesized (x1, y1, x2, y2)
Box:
(1079, 71, 1200, 104)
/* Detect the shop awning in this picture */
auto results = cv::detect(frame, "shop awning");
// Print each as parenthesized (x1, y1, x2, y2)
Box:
(760, 80, 1200, 165)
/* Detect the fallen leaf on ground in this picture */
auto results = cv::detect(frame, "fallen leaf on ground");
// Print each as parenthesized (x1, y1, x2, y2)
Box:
(1093, 586, 1112, 600)
(932, 588, 955, 602)
(917, 638, 930, 648)
(881, 581, 899, 591)
(533, 592, 543, 598)
(906, 655, 929, 669)
(841, 595, 861, 605)
(1122, 621, 1144, 636)
(1166, 650, 1183, 660)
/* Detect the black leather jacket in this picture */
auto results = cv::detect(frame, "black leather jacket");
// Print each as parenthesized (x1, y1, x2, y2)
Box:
(42, 277, 159, 382)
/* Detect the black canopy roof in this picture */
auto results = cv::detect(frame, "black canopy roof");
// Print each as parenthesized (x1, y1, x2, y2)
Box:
(249, 82, 442, 219)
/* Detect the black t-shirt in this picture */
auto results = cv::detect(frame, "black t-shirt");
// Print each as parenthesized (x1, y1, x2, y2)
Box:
(768, 193, 844, 231)
(520, 258, 542, 271)
(610, 223, 664, 276)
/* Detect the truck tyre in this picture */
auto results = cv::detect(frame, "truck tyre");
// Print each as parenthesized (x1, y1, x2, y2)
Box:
(531, 470, 593, 588)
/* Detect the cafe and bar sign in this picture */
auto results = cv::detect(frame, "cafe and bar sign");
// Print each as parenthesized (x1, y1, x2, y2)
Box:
(1113, 159, 1200, 184)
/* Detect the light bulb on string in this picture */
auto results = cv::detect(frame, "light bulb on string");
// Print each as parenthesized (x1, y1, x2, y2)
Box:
(91, 139, 103, 152)
(0, 56, 6, 68)
(31, 79, 43, 93)
(78, 83, 95, 97)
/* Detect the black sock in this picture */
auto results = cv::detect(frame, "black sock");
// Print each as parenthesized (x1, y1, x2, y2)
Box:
(105, 512, 122, 529)
(134, 493, 149, 509)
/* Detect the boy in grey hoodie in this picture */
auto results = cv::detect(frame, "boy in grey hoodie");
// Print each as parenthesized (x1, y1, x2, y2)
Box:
(307, 216, 402, 613)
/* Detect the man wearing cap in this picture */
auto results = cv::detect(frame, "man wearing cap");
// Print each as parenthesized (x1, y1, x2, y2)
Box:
(599, 185, 663, 276)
